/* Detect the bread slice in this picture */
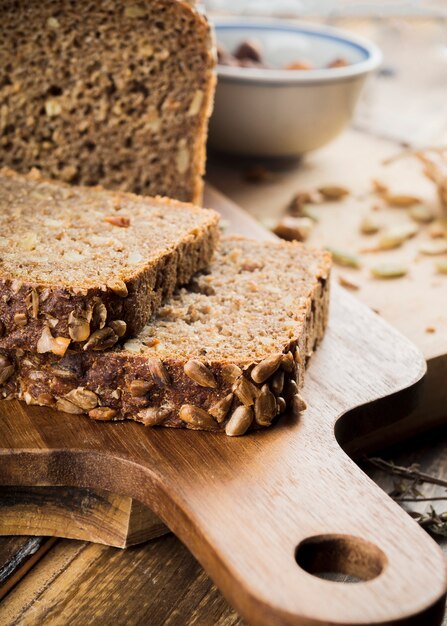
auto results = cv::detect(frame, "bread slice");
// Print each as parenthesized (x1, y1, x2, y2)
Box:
(0, 238, 331, 435)
(0, 0, 216, 204)
(0, 167, 220, 353)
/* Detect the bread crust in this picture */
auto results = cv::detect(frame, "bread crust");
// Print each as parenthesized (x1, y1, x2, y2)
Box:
(0, 168, 220, 353)
(0, 242, 331, 435)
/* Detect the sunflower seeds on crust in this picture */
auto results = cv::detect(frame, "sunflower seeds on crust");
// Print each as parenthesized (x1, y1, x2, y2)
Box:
(255, 385, 277, 427)
(92, 302, 107, 329)
(209, 393, 234, 423)
(109, 320, 127, 338)
(147, 358, 171, 387)
(225, 406, 254, 437)
(184, 360, 217, 388)
(0, 356, 14, 385)
(270, 370, 284, 396)
(251, 354, 282, 384)
(179, 404, 216, 429)
(281, 352, 294, 373)
(277, 397, 287, 415)
(56, 398, 85, 414)
(83, 327, 118, 351)
(233, 376, 261, 406)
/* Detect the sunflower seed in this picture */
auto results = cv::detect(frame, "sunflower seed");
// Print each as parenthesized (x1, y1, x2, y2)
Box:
(318, 185, 349, 201)
(233, 377, 261, 406)
(221, 363, 242, 384)
(277, 397, 287, 414)
(129, 379, 153, 397)
(429, 219, 447, 239)
(89, 407, 117, 420)
(37, 327, 71, 356)
(56, 398, 85, 414)
(281, 352, 294, 372)
(108, 280, 128, 297)
(251, 354, 282, 384)
(293, 394, 307, 413)
(225, 405, 254, 436)
(371, 263, 408, 279)
(184, 360, 217, 388)
(109, 320, 127, 338)
(419, 241, 447, 256)
(284, 379, 299, 400)
(14, 313, 27, 327)
(385, 193, 421, 207)
(137, 407, 171, 426)
(270, 370, 284, 396)
(326, 248, 361, 269)
(209, 393, 234, 423)
(179, 404, 216, 429)
(92, 301, 107, 329)
(255, 385, 277, 426)
(360, 215, 381, 235)
(25, 288, 39, 318)
(364, 224, 419, 252)
(436, 260, 447, 274)
(65, 387, 98, 411)
(147, 358, 171, 387)
(410, 205, 435, 224)
(68, 310, 91, 342)
(0, 358, 14, 385)
(83, 327, 118, 351)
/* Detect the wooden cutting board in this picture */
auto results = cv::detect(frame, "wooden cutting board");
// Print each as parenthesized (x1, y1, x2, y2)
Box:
(0, 188, 446, 625)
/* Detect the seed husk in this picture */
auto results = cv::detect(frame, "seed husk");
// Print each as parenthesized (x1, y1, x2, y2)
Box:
(209, 393, 234, 423)
(255, 385, 277, 426)
(371, 263, 408, 279)
(234, 377, 261, 406)
(179, 404, 216, 429)
(129, 379, 153, 397)
(318, 185, 349, 201)
(89, 407, 117, 420)
(147, 358, 171, 387)
(410, 205, 435, 224)
(65, 387, 98, 411)
(327, 247, 361, 269)
(360, 215, 381, 235)
(251, 354, 282, 384)
(225, 405, 254, 437)
(419, 241, 447, 256)
(68, 310, 91, 342)
(436, 260, 447, 274)
(184, 359, 217, 388)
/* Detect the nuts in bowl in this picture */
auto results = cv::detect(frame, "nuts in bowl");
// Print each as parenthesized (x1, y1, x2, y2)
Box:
(209, 18, 382, 157)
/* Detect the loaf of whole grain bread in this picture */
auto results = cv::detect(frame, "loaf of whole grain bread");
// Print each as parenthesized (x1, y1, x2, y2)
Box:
(0, 167, 220, 354)
(0, 0, 216, 204)
(0, 239, 331, 436)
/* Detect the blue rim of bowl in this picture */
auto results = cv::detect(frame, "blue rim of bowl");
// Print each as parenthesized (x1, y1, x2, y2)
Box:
(214, 19, 383, 86)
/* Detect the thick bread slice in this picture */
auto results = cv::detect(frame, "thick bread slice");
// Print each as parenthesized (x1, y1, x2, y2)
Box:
(0, 167, 220, 353)
(0, 239, 331, 435)
(0, 0, 216, 204)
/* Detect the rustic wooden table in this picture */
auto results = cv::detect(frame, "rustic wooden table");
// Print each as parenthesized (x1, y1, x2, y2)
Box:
(1, 16, 446, 626)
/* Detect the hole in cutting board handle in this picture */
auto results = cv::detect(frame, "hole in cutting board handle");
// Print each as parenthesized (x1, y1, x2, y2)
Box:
(295, 534, 387, 583)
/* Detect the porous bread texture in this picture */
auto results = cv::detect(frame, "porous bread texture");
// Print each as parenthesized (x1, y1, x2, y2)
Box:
(0, 0, 216, 204)
(0, 167, 220, 353)
(0, 239, 332, 435)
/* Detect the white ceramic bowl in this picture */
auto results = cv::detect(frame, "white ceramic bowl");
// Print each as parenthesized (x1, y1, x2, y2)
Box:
(209, 18, 382, 157)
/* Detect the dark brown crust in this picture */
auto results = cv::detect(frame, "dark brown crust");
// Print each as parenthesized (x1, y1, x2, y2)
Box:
(0, 274, 330, 434)
(0, 168, 220, 353)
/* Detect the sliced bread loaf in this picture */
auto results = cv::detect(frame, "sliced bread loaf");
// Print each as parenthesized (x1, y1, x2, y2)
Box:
(0, 238, 331, 435)
(0, 167, 220, 353)
(0, 0, 216, 204)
